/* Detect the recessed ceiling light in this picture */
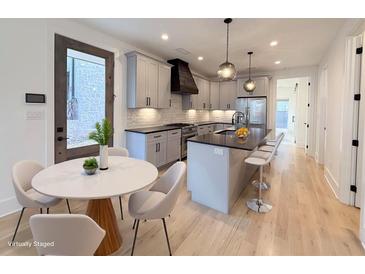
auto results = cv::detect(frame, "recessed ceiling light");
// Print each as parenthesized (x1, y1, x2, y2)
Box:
(270, 40, 278, 47)
(275, 60, 281, 65)
(198, 56, 204, 61)
(161, 33, 169, 40)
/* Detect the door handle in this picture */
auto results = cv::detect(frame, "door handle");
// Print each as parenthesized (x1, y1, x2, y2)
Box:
(57, 136, 69, 141)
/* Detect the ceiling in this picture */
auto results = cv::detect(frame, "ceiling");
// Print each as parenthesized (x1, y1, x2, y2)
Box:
(77, 18, 345, 78)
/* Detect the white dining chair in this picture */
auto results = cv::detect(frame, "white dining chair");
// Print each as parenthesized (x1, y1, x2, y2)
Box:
(29, 214, 105, 256)
(128, 161, 186, 256)
(11, 160, 72, 243)
(108, 147, 129, 220)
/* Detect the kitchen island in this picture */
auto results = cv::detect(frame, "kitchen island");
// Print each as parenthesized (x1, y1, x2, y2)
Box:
(187, 127, 272, 214)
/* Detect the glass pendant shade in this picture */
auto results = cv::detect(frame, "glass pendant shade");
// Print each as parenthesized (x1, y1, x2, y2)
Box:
(217, 18, 236, 81)
(243, 51, 256, 92)
(244, 79, 256, 92)
(218, 62, 236, 80)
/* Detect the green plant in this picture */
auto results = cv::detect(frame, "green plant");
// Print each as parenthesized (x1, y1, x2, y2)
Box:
(88, 119, 113, 145)
(83, 158, 98, 169)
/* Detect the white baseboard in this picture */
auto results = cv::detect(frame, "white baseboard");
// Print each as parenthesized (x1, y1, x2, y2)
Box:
(0, 196, 21, 218)
(324, 167, 340, 199)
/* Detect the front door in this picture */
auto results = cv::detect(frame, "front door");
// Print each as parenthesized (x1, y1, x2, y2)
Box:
(54, 34, 114, 163)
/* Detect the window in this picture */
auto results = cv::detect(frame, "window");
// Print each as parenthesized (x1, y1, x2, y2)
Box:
(276, 100, 289, 129)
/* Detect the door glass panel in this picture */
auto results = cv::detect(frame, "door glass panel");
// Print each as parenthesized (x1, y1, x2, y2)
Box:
(276, 100, 289, 129)
(66, 48, 106, 149)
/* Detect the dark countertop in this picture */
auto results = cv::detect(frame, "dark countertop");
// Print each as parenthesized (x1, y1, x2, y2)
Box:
(125, 121, 233, 134)
(188, 128, 272, 151)
(195, 121, 232, 126)
(125, 125, 181, 134)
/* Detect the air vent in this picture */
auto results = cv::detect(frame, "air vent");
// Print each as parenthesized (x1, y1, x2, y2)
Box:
(175, 48, 191, 55)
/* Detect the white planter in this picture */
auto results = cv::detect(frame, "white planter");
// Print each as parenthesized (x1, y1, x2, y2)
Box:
(99, 145, 109, 170)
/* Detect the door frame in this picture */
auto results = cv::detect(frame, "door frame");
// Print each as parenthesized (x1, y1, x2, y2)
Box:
(54, 34, 114, 163)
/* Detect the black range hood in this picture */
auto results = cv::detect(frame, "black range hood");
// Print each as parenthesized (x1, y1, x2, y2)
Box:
(168, 58, 199, 94)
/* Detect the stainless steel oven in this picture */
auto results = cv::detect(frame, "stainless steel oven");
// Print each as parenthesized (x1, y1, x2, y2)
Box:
(181, 126, 198, 158)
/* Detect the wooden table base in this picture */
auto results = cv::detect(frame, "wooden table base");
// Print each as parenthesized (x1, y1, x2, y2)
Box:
(86, 198, 122, 256)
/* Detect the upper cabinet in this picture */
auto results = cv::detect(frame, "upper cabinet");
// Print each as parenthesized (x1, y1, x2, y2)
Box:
(219, 81, 237, 110)
(237, 77, 269, 97)
(158, 63, 172, 108)
(126, 51, 172, 108)
(182, 75, 210, 110)
(209, 81, 220, 110)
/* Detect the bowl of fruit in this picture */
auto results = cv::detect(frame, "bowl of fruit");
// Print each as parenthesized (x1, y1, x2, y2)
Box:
(235, 127, 249, 139)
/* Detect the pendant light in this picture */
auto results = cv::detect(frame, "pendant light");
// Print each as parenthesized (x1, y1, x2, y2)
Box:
(217, 18, 236, 81)
(243, 51, 256, 92)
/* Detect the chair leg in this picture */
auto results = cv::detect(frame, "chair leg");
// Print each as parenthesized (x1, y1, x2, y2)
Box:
(11, 207, 25, 243)
(132, 219, 137, 230)
(40, 208, 42, 214)
(131, 219, 140, 256)
(66, 199, 71, 214)
(47, 208, 49, 214)
(162, 218, 172, 256)
(119, 196, 124, 220)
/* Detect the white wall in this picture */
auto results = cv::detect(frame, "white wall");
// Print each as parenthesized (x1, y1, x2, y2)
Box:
(0, 18, 149, 216)
(317, 19, 364, 201)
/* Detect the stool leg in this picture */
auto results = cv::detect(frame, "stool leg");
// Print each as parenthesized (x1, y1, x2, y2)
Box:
(247, 166, 272, 213)
(252, 164, 271, 191)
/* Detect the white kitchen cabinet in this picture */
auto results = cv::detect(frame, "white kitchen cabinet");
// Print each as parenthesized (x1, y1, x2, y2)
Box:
(237, 77, 269, 97)
(182, 76, 210, 110)
(209, 81, 220, 110)
(126, 51, 172, 109)
(198, 78, 210, 110)
(126, 129, 181, 168)
(158, 63, 172, 108)
(166, 129, 181, 162)
(197, 124, 213, 135)
(219, 81, 237, 110)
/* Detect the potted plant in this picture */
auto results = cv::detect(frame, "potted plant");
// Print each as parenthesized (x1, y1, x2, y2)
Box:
(89, 119, 113, 170)
(83, 158, 98, 175)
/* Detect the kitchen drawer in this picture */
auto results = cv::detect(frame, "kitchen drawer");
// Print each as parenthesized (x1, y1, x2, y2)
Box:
(168, 129, 181, 139)
(147, 131, 167, 143)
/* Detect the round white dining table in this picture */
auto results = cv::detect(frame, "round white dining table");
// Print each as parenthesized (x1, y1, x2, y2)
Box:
(32, 156, 158, 255)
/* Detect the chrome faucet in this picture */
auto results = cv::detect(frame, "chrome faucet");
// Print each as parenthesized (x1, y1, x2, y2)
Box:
(231, 111, 245, 127)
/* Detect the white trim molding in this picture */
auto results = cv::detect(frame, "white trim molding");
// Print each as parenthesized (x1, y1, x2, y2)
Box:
(0, 196, 21, 218)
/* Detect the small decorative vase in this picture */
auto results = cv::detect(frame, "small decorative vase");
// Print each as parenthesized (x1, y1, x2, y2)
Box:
(99, 145, 109, 170)
(83, 167, 97, 175)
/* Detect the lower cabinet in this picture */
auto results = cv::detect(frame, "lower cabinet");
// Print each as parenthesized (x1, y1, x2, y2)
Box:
(126, 129, 181, 168)
(197, 124, 214, 135)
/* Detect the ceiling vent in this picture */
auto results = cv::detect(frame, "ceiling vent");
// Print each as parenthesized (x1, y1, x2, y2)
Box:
(175, 48, 191, 55)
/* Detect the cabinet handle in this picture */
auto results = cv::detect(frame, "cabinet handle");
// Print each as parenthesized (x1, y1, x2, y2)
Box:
(157, 143, 160, 152)
(203, 103, 206, 109)
(210, 103, 212, 109)
(148, 97, 151, 106)
(154, 135, 161, 138)
(172, 132, 178, 135)
(190, 102, 192, 108)
(156, 143, 158, 152)
(146, 97, 149, 106)
(169, 99, 172, 107)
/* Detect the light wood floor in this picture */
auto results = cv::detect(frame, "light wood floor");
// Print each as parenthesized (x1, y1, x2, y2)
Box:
(1, 144, 364, 256)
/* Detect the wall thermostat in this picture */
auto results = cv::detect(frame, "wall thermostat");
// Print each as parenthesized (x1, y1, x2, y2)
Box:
(25, 93, 46, 103)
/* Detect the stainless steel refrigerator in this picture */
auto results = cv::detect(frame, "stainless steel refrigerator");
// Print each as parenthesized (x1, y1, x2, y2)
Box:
(236, 96, 267, 128)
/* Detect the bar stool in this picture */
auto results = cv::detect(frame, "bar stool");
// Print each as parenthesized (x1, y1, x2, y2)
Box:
(245, 154, 273, 213)
(245, 137, 280, 213)
(250, 150, 272, 191)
